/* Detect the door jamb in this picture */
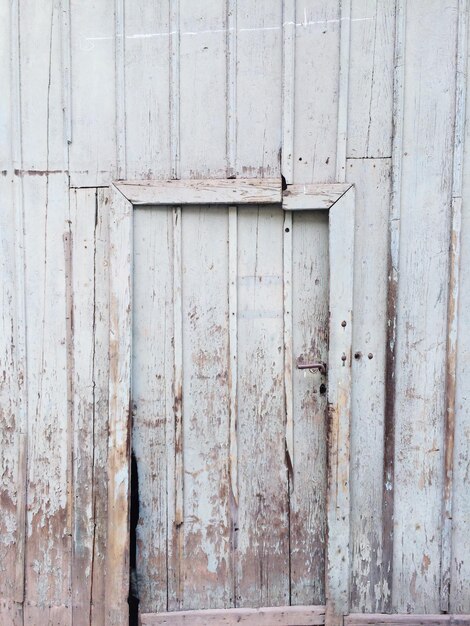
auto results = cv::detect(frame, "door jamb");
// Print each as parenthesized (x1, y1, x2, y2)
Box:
(106, 178, 355, 626)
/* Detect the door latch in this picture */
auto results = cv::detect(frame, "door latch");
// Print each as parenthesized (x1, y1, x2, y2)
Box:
(296, 359, 327, 376)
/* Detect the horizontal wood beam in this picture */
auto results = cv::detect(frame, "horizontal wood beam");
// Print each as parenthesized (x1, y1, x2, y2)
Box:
(282, 183, 352, 211)
(345, 615, 470, 625)
(114, 178, 281, 205)
(141, 605, 325, 625)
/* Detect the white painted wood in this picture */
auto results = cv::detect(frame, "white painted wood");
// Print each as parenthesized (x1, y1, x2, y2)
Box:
(283, 183, 352, 211)
(281, 0, 295, 184)
(106, 185, 132, 626)
(293, 0, 340, 183)
(69, 0, 116, 186)
(392, 0, 459, 612)
(226, 0, 237, 177)
(335, 0, 351, 182)
(115, 179, 281, 205)
(290, 210, 329, 605)
(345, 616, 470, 625)
(124, 0, 171, 179)
(283, 211, 294, 474)
(326, 186, 355, 624)
(236, 0, 282, 177)
(22, 174, 71, 624)
(170, 0, 180, 180)
(141, 605, 326, 625)
(236, 208, 289, 606)
(181, 207, 232, 608)
(348, 158, 391, 613)
(347, 0, 395, 158)
(179, 0, 226, 178)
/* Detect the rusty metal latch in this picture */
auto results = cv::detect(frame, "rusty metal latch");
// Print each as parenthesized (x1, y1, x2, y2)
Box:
(296, 359, 327, 376)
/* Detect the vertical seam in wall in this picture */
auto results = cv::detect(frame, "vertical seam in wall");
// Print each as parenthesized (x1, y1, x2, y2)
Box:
(440, 0, 469, 612)
(336, 0, 352, 183)
(225, 0, 237, 177)
(11, 0, 28, 615)
(382, 0, 407, 612)
(170, 0, 180, 180)
(115, 0, 126, 179)
(281, 0, 295, 183)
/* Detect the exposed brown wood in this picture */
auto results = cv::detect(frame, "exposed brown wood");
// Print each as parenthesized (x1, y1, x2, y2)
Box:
(141, 605, 326, 625)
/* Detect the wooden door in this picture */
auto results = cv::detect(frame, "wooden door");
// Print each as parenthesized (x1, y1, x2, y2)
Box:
(132, 207, 325, 609)
(106, 179, 354, 625)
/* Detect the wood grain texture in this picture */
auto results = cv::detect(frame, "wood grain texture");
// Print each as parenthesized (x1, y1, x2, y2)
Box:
(69, 0, 116, 186)
(293, 0, 340, 183)
(115, 179, 281, 206)
(348, 159, 391, 613)
(236, 208, 289, 607)
(345, 615, 470, 625)
(181, 208, 231, 608)
(141, 605, 326, 625)
(106, 185, 132, 625)
(236, 0, 282, 177)
(392, 0, 459, 612)
(290, 211, 329, 605)
(326, 187, 355, 624)
(283, 184, 352, 211)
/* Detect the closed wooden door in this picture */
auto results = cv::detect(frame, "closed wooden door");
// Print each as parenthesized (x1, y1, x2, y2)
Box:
(132, 205, 329, 616)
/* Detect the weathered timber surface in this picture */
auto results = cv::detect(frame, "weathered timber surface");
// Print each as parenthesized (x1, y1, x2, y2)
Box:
(141, 605, 326, 625)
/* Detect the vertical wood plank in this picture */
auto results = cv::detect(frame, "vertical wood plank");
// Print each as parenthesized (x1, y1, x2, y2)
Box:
(293, 0, 340, 183)
(236, 0, 282, 177)
(281, 0, 296, 183)
(124, 0, 171, 179)
(180, 207, 231, 609)
(335, 0, 352, 182)
(106, 186, 132, 626)
(69, 188, 98, 625)
(179, 0, 227, 177)
(23, 173, 71, 624)
(290, 211, 329, 606)
(392, 0, 459, 612)
(441, 0, 468, 612)
(228, 206, 239, 607)
(283, 212, 294, 477)
(0, 175, 26, 626)
(132, 206, 173, 612)
(347, 0, 395, 159)
(348, 159, 392, 612)
(91, 188, 112, 626)
(19, 0, 66, 171)
(69, 0, 116, 186)
(326, 187, 355, 625)
(226, 1, 237, 177)
(170, 0, 181, 180)
(236, 208, 289, 607)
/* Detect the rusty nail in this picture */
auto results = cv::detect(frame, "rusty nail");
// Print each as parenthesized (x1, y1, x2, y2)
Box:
(341, 320, 347, 327)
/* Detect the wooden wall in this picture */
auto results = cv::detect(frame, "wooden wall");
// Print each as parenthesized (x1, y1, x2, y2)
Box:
(1, 0, 469, 622)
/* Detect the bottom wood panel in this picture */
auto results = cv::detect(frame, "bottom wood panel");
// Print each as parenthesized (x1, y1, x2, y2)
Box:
(141, 605, 326, 625)
(345, 615, 470, 625)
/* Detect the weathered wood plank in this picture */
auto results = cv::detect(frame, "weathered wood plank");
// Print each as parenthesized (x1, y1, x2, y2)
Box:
(124, 0, 171, 179)
(0, 175, 26, 621)
(69, 0, 116, 186)
(282, 184, 352, 211)
(236, 0, 282, 177)
(69, 188, 97, 625)
(132, 206, 173, 613)
(348, 158, 391, 613)
(392, 0, 459, 612)
(115, 178, 281, 206)
(326, 186, 355, 624)
(106, 185, 132, 626)
(290, 211, 329, 605)
(347, 0, 396, 158)
(180, 207, 232, 608)
(236, 208, 289, 606)
(90, 187, 112, 626)
(345, 615, 470, 625)
(293, 0, 340, 183)
(141, 605, 326, 625)
(179, 0, 226, 178)
(22, 174, 71, 623)
(19, 0, 66, 172)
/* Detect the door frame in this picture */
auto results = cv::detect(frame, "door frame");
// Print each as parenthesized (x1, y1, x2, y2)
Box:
(105, 178, 355, 626)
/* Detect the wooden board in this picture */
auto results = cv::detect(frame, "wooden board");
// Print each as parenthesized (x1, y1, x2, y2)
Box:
(141, 605, 325, 625)
(115, 179, 281, 206)
(345, 615, 470, 625)
(283, 184, 351, 211)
